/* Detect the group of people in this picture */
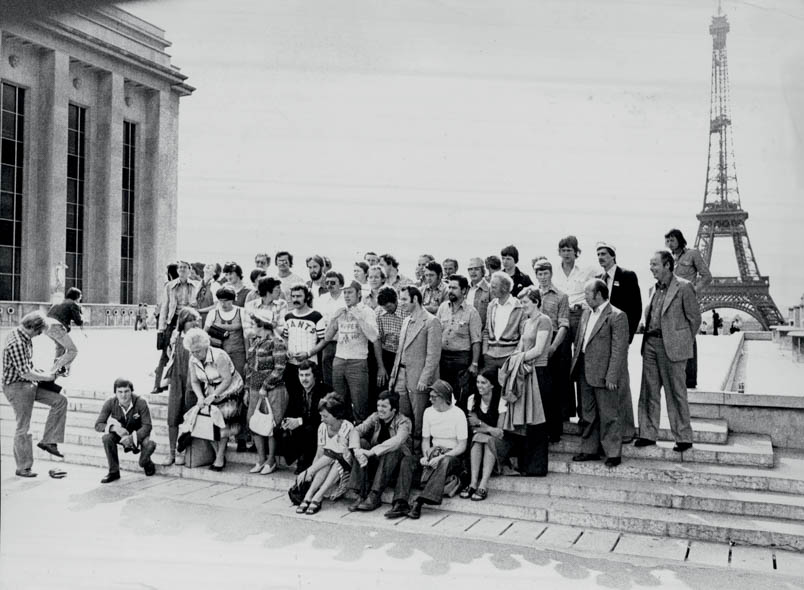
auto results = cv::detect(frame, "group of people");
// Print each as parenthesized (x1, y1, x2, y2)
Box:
(3, 230, 708, 520)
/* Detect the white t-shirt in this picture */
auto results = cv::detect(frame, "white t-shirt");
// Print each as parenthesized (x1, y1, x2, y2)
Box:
(422, 405, 468, 450)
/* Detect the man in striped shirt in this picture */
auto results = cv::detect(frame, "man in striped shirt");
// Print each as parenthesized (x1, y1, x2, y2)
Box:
(283, 285, 325, 399)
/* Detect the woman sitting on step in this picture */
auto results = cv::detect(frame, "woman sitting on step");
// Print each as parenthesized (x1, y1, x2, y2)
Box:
(461, 369, 511, 501)
(294, 394, 359, 515)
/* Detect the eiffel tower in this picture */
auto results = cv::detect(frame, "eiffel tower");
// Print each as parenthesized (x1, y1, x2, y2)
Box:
(693, 4, 784, 329)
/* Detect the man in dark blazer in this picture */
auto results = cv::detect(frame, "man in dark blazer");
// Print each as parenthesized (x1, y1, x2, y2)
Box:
(596, 242, 639, 441)
(636, 251, 702, 452)
(279, 360, 331, 473)
(95, 378, 156, 483)
(570, 279, 630, 467)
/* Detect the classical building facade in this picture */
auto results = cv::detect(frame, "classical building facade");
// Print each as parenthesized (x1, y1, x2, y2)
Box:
(0, 7, 193, 306)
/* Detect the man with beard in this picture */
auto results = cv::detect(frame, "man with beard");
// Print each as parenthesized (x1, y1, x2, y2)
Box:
(436, 275, 482, 410)
(306, 254, 327, 302)
(283, 285, 325, 398)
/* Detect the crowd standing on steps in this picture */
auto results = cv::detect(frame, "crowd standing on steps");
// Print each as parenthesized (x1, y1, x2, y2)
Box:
(3, 232, 709, 518)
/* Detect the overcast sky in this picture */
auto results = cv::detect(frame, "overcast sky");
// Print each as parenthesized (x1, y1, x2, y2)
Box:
(127, 0, 804, 310)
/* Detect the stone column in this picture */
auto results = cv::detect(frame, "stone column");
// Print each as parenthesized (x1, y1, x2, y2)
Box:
(86, 71, 124, 303)
(26, 49, 70, 302)
(140, 88, 179, 304)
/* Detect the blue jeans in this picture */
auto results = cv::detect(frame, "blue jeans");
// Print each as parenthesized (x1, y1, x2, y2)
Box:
(3, 382, 67, 471)
(332, 357, 369, 422)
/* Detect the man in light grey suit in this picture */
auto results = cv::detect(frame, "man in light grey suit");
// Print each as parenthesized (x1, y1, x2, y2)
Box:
(636, 251, 702, 452)
(390, 286, 443, 454)
(570, 279, 630, 467)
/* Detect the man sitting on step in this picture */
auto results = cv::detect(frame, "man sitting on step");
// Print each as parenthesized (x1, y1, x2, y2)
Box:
(348, 390, 414, 512)
(95, 378, 157, 483)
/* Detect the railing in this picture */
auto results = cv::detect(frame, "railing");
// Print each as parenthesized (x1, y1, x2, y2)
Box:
(0, 301, 154, 328)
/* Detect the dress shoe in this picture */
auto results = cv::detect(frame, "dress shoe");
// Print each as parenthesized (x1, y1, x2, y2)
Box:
(175, 452, 186, 466)
(101, 471, 121, 484)
(37, 442, 64, 458)
(260, 461, 277, 475)
(16, 469, 38, 478)
(633, 438, 656, 448)
(356, 492, 381, 512)
(604, 457, 622, 468)
(572, 453, 600, 462)
(143, 461, 156, 476)
(407, 502, 422, 520)
(384, 502, 411, 519)
(209, 462, 225, 472)
(673, 442, 693, 453)
(162, 452, 176, 467)
(348, 497, 364, 512)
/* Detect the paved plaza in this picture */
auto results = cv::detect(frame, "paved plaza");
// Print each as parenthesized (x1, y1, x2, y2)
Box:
(3, 459, 803, 590)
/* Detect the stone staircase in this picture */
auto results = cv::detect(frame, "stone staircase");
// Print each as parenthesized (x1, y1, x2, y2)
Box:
(3, 387, 804, 553)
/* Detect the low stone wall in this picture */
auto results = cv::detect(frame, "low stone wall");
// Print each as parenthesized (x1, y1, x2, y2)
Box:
(0, 301, 155, 328)
(690, 391, 804, 450)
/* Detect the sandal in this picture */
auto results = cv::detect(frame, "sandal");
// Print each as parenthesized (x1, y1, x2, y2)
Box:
(296, 500, 310, 514)
(305, 500, 322, 515)
(459, 486, 476, 499)
(471, 488, 488, 501)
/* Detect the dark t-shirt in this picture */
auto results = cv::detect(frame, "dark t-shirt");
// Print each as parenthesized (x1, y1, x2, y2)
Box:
(48, 300, 83, 331)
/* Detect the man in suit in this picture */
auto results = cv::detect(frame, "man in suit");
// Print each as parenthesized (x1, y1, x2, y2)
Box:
(570, 279, 630, 467)
(390, 286, 442, 454)
(596, 242, 639, 441)
(636, 251, 702, 452)
(95, 378, 157, 483)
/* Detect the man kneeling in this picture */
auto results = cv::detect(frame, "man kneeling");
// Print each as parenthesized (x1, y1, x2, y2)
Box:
(348, 390, 414, 512)
(95, 378, 157, 483)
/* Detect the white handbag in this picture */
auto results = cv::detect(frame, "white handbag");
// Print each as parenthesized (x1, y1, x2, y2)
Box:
(249, 397, 275, 437)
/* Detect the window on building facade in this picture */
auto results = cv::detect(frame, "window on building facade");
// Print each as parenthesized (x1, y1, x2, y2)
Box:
(0, 82, 24, 301)
(121, 121, 136, 304)
(66, 104, 86, 294)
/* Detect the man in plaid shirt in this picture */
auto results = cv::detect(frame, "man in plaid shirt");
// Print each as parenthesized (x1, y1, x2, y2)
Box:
(3, 311, 68, 477)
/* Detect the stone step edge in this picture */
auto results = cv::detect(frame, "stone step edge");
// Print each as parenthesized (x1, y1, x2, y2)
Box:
(551, 433, 774, 468)
(9, 425, 802, 514)
(6, 443, 804, 552)
(563, 418, 729, 444)
(144, 458, 804, 552)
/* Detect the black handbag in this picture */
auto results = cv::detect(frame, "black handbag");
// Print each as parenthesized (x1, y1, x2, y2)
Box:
(156, 331, 166, 351)
(207, 325, 230, 348)
(288, 471, 312, 505)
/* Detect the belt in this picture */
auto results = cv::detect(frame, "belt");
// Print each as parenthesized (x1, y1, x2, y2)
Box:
(645, 330, 662, 338)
